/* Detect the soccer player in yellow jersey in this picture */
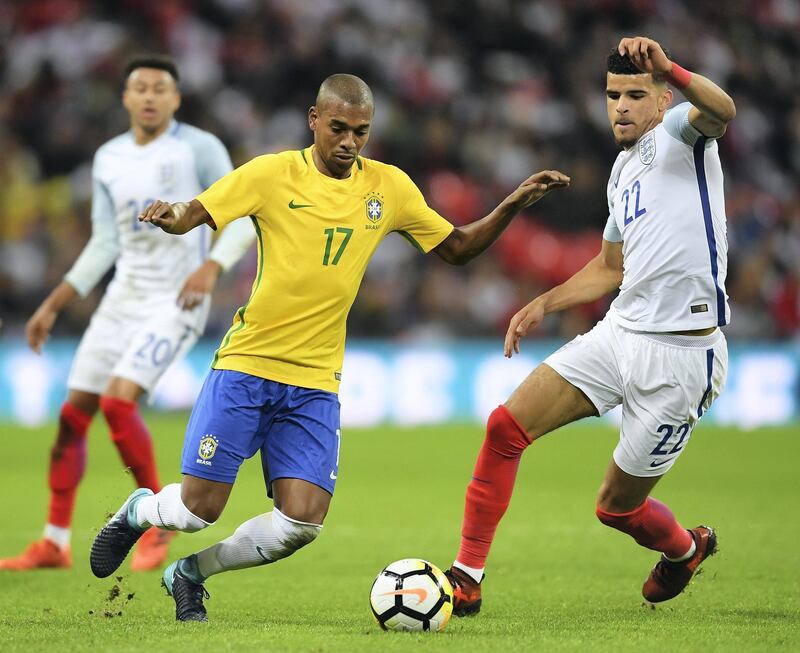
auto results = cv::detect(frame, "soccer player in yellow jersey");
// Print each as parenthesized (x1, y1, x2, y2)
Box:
(90, 73, 570, 622)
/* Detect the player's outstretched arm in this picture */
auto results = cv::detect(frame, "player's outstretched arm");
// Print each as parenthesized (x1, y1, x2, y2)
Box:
(618, 36, 736, 137)
(138, 198, 212, 235)
(434, 170, 570, 265)
(504, 239, 623, 357)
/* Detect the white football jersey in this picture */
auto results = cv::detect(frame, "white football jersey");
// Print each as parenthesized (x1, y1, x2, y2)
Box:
(603, 103, 730, 331)
(65, 121, 234, 307)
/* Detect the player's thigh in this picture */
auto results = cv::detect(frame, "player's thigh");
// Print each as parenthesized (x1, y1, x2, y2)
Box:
(262, 387, 340, 523)
(509, 317, 623, 440)
(66, 307, 132, 396)
(612, 332, 728, 479)
(180, 370, 271, 493)
(505, 364, 597, 440)
(111, 305, 203, 396)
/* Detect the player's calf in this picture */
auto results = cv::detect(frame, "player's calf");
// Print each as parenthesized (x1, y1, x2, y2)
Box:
(192, 509, 321, 580)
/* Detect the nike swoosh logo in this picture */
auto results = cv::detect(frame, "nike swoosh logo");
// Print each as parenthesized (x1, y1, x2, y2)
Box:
(256, 546, 271, 563)
(288, 199, 315, 209)
(649, 459, 672, 468)
(381, 588, 427, 604)
(330, 471, 337, 480)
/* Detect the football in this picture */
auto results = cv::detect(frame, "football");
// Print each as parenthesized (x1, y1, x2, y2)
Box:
(369, 558, 453, 632)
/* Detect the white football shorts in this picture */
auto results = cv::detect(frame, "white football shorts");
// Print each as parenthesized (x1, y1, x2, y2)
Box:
(67, 292, 209, 397)
(544, 314, 728, 477)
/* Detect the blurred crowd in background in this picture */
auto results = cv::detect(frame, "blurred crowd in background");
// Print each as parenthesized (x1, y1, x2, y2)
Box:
(1, 0, 799, 343)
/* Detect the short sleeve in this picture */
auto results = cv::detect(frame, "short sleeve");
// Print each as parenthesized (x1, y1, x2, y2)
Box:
(391, 169, 454, 253)
(663, 102, 713, 147)
(196, 156, 271, 230)
(196, 135, 234, 189)
(603, 213, 622, 243)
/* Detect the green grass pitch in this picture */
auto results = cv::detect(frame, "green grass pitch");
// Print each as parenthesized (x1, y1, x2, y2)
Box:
(0, 414, 798, 652)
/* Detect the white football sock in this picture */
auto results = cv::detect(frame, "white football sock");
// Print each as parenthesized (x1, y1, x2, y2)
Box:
(453, 560, 484, 584)
(133, 483, 212, 532)
(195, 509, 321, 579)
(665, 537, 696, 563)
(44, 524, 70, 549)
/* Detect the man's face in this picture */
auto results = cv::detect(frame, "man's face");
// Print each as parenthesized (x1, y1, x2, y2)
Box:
(122, 68, 180, 134)
(308, 100, 372, 178)
(606, 72, 671, 149)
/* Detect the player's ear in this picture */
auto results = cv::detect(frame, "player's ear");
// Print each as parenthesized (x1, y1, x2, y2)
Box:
(659, 88, 673, 113)
(308, 106, 318, 132)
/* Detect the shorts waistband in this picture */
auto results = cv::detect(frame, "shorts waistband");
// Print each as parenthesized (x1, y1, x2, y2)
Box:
(637, 329, 723, 349)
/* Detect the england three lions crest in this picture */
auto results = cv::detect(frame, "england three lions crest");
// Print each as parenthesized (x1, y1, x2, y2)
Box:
(365, 194, 384, 223)
(638, 132, 656, 165)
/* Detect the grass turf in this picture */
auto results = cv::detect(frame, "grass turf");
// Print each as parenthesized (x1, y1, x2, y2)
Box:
(0, 415, 797, 652)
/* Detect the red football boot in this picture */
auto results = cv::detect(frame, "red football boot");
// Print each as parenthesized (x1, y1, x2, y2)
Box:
(445, 566, 483, 616)
(131, 528, 176, 572)
(0, 539, 71, 570)
(642, 525, 717, 603)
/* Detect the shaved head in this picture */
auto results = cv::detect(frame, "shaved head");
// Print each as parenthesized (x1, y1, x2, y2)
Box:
(315, 74, 373, 112)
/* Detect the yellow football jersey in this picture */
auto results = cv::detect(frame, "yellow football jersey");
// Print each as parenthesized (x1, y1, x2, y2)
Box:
(197, 146, 454, 393)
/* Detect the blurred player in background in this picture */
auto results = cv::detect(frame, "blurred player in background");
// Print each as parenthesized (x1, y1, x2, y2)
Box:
(445, 37, 736, 613)
(89, 73, 570, 622)
(0, 55, 255, 572)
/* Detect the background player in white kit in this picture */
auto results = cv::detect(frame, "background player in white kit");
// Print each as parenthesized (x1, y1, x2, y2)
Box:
(0, 55, 254, 572)
(443, 36, 737, 614)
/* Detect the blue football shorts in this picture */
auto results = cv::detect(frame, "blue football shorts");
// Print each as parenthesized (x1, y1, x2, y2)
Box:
(180, 369, 341, 497)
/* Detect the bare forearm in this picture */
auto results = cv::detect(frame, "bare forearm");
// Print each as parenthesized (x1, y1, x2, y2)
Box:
(538, 255, 622, 315)
(680, 71, 736, 125)
(42, 281, 80, 313)
(441, 198, 520, 265)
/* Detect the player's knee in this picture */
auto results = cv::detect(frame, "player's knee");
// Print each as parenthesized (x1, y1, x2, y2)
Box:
(156, 483, 215, 530)
(486, 405, 531, 456)
(179, 494, 222, 526)
(273, 508, 321, 552)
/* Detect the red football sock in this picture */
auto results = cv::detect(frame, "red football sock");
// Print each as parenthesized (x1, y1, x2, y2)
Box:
(596, 498, 693, 558)
(456, 405, 532, 569)
(100, 396, 161, 492)
(47, 403, 93, 528)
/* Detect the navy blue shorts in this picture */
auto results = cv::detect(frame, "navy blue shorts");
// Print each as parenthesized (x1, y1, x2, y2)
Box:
(180, 369, 341, 497)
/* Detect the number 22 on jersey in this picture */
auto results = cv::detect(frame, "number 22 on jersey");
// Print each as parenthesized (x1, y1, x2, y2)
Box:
(621, 180, 647, 227)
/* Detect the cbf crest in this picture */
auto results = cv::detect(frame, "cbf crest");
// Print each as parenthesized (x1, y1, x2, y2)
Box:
(638, 132, 656, 165)
(197, 434, 219, 465)
(365, 193, 384, 223)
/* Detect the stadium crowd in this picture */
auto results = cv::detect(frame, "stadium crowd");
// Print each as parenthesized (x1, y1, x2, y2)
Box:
(1, 0, 798, 342)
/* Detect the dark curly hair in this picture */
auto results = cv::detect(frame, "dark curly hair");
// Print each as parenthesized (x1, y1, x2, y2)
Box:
(123, 54, 179, 82)
(607, 46, 671, 74)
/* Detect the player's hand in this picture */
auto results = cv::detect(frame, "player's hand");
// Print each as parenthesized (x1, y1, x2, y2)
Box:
(178, 260, 222, 310)
(507, 170, 570, 209)
(504, 299, 545, 358)
(617, 37, 672, 78)
(25, 305, 57, 354)
(139, 200, 179, 233)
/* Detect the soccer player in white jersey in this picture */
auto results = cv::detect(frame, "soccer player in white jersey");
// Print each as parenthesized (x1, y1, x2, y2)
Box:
(0, 55, 255, 572)
(444, 37, 737, 614)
